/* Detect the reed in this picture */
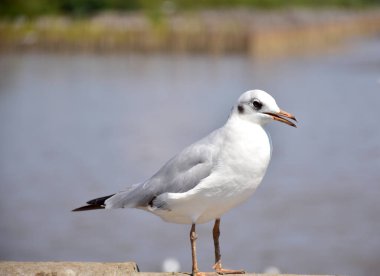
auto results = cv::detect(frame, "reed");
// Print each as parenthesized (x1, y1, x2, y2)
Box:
(1, 9, 379, 57)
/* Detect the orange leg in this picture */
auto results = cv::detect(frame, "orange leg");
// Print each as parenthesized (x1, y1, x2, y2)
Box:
(190, 224, 200, 275)
(212, 218, 245, 275)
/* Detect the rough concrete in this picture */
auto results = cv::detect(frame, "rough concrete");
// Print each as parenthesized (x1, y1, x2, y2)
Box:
(0, 262, 339, 276)
(0, 261, 138, 276)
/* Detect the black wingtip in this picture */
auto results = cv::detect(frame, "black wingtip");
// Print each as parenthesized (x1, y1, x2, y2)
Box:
(72, 205, 105, 212)
(72, 194, 115, 212)
(86, 194, 115, 205)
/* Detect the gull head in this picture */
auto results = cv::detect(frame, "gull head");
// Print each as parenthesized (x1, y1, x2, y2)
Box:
(234, 90, 297, 127)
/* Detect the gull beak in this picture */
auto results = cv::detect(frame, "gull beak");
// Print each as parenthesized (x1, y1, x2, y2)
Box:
(265, 109, 297, 128)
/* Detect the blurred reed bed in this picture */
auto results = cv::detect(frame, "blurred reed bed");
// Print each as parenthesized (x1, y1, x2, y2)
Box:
(0, 9, 380, 57)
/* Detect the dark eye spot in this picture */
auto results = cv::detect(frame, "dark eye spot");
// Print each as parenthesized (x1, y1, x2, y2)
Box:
(252, 99, 263, 110)
(238, 104, 244, 114)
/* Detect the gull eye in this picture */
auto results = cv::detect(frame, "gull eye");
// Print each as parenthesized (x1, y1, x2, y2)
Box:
(251, 99, 263, 110)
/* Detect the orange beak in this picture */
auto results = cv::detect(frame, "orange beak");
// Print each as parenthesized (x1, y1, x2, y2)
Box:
(264, 109, 297, 127)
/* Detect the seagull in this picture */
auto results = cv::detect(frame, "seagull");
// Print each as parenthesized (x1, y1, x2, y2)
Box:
(73, 89, 297, 275)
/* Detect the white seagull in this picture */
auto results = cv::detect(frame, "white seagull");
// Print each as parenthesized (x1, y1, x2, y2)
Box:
(73, 89, 297, 275)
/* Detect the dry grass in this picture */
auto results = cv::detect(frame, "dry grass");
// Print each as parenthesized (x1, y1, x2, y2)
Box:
(1, 9, 380, 57)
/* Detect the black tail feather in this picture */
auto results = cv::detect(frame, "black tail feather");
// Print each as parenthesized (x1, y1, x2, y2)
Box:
(72, 194, 115, 212)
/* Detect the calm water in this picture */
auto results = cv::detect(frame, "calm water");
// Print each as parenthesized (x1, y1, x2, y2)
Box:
(1, 37, 380, 276)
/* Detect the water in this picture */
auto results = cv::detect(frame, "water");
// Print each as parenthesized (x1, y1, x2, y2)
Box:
(0, 37, 380, 276)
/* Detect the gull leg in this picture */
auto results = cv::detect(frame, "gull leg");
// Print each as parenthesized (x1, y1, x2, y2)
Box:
(212, 218, 222, 270)
(190, 223, 201, 276)
(212, 218, 245, 275)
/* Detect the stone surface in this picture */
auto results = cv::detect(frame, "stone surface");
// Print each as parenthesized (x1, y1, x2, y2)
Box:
(0, 261, 139, 275)
(0, 262, 339, 276)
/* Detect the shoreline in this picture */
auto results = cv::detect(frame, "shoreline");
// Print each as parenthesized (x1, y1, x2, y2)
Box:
(1, 9, 380, 57)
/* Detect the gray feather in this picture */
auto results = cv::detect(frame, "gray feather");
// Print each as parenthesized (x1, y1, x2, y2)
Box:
(105, 129, 223, 209)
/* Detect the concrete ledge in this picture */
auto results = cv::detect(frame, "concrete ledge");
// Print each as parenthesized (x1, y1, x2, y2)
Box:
(0, 261, 139, 275)
(0, 261, 338, 276)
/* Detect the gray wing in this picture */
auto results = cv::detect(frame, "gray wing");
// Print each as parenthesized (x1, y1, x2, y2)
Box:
(105, 129, 222, 209)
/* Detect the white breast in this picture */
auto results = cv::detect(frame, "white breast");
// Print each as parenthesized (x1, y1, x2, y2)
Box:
(195, 118, 272, 220)
(153, 117, 272, 224)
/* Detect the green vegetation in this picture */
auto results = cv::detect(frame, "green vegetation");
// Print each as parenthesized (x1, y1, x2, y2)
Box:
(0, 0, 379, 18)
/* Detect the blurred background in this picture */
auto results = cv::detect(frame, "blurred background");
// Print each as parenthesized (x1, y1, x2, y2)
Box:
(1, 1, 380, 276)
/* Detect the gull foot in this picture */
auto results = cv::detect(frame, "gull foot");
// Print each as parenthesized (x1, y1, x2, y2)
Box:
(214, 268, 245, 275)
(193, 272, 214, 276)
(212, 262, 245, 275)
